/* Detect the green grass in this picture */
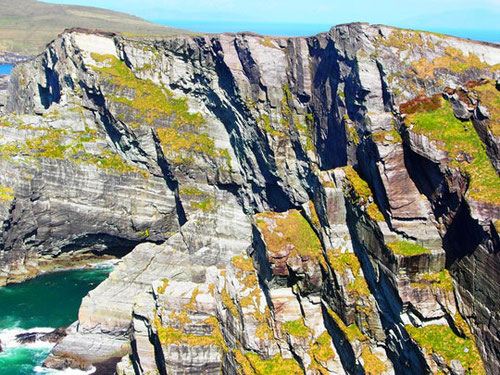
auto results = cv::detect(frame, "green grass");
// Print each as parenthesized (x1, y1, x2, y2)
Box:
(310, 331, 335, 364)
(406, 97, 500, 205)
(91, 53, 232, 166)
(233, 351, 303, 375)
(255, 209, 324, 262)
(386, 241, 430, 256)
(0, 0, 188, 55)
(406, 324, 485, 375)
(411, 47, 499, 79)
(341, 166, 385, 222)
(411, 269, 454, 291)
(326, 248, 370, 296)
(0, 185, 14, 201)
(474, 81, 500, 136)
(0, 124, 141, 175)
(283, 318, 310, 338)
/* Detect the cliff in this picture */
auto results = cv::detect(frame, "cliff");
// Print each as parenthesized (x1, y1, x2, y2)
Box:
(1, 23, 499, 374)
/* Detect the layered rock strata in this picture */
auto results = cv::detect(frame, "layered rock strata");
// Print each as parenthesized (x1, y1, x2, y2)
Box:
(0, 24, 499, 374)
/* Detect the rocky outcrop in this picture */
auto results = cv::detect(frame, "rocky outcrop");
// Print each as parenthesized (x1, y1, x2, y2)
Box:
(1, 23, 499, 374)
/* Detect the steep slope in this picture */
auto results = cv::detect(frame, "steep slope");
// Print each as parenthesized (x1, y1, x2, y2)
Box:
(1, 24, 499, 374)
(0, 0, 188, 55)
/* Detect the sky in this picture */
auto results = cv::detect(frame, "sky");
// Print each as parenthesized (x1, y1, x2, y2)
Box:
(44, 0, 500, 40)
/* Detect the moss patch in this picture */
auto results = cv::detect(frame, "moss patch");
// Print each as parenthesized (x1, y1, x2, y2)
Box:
(91, 53, 231, 166)
(411, 47, 499, 79)
(341, 166, 385, 222)
(283, 318, 310, 338)
(0, 124, 141, 175)
(475, 81, 500, 136)
(233, 350, 302, 375)
(255, 209, 323, 261)
(406, 97, 500, 205)
(310, 331, 335, 364)
(361, 347, 387, 375)
(0, 185, 14, 201)
(411, 269, 453, 291)
(386, 241, 430, 256)
(326, 248, 370, 296)
(406, 324, 485, 375)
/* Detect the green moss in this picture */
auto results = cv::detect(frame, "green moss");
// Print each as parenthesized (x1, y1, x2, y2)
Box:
(346, 120, 360, 146)
(411, 47, 498, 79)
(406, 97, 500, 205)
(234, 351, 303, 375)
(260, 113, 285, 137)
(155, 316, 225, 349)
(310, 331, 335, 364)
(379, 30, 424, 51)
(255, 209, 323, 262)
(340, 166, 385, 222)
(0, 185, 14, 201)
(328, 309, 366, 342)
(360, 347, 387, 375)
(260, 37, 279, 49)
(326, 248, 370, 296)
(411, 269, 453, 291)
(406, 324, 485, 375)
(371, 128, 402, 144)
(0, 125, 141, 175)
(190, 198, 215, 212)
(386, 241, 430, 256)
(475, 81, 500, 136)
(283, 318, 310, 338)
(90, 54, 230, 166)
(179, 187, 206, 196)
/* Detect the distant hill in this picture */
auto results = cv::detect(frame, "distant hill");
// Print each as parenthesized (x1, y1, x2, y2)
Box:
(0, 0, 189, 55)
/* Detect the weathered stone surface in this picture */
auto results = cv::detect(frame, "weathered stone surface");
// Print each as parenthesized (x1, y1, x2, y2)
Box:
(0, 22, 499, 375)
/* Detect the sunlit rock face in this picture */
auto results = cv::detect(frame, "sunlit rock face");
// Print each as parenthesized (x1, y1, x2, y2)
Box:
(1, 23, 499, 374)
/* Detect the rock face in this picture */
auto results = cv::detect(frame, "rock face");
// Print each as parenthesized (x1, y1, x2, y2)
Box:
(0, 24, 499, 374)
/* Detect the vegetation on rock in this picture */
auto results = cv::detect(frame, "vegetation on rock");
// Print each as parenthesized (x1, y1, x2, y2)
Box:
(386, 241, 430, 256)
(405, 97, 500, 205)
(406, 324, 485, 375)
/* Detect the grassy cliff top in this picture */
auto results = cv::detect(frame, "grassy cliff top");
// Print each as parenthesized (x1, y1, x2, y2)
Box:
(0, 0, 188, 55)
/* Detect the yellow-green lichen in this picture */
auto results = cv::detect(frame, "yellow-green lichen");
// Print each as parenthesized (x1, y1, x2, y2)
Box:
(233, 350, 303, 375)
(406, 324, 485, 375)
(255, 209, 323, 262)
(283, 318, 310, 338)
(386, 241, 430, 257)
(0, 185, 14, 201)
(361, 347, 387, 375)
(406, 97, 500, 205)
(341, 166, 385, 222)
(411, 269, 453, 291)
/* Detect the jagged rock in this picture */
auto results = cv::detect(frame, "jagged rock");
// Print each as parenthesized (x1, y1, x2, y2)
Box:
(0, 22, 499, 375)
(15, 327, 67, 344)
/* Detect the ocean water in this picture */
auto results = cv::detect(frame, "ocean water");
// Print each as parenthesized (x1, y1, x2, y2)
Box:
(0, 64, 14, 75)
(0, 265, 113, 375)
(155, 20, 499, 43)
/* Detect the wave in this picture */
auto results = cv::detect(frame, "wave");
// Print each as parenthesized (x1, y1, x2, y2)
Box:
(0, 327, 56, 350)
(34, 365, 96, 374)
(90, 259, 121, 269)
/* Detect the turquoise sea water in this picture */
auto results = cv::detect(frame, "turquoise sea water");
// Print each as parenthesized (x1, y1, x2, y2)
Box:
(0, 64, 13, 75)
(0, 266, 112, 375)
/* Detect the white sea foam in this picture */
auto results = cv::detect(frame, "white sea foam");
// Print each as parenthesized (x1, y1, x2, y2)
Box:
(0, 327, 56, 349)
(90, 258, 121, 269)
(34, 365, 96, 374)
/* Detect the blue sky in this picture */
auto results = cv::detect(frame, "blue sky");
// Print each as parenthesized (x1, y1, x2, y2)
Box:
(44, 0, 500, 39)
